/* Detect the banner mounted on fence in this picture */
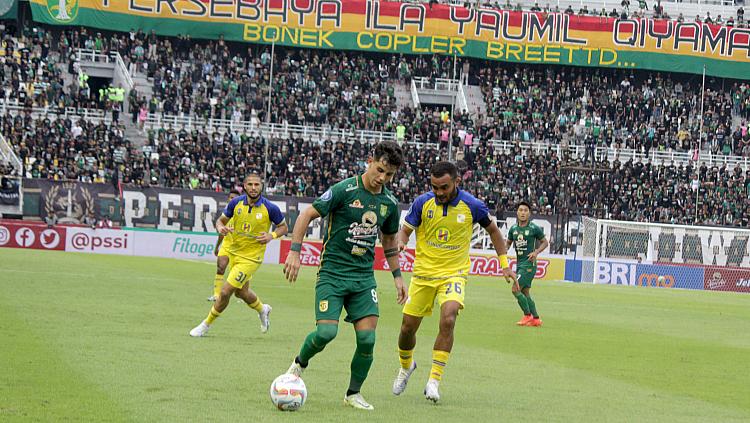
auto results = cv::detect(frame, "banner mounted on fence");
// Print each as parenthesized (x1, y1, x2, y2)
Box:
(29, 0, 750, 78)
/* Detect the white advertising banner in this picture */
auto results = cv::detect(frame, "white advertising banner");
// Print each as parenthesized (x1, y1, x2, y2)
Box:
(65, 227, 134, 255)
(130, 230, 282, 263)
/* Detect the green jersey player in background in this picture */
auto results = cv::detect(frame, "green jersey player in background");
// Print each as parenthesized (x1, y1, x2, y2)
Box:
(506, 201, 549, 327)
(283, 141, 408, 411)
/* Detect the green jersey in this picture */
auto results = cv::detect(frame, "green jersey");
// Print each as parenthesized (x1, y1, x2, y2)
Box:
(312, 175, 400, 280)
(508, 222, 545, 265)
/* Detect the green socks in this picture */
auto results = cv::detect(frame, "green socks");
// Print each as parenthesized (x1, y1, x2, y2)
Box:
(514, 291, 531, 315)
(348, 330, 376, 394)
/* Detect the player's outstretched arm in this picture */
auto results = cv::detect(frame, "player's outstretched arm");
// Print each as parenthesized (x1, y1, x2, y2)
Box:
(485, 220, 518, 288)
(283, 206, 321, 283)
(382, 232, 407, 305)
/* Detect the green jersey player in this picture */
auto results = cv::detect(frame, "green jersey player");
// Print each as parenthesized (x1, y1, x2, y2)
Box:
(283, 141, 407, 411)
(506, 201, 549, 327)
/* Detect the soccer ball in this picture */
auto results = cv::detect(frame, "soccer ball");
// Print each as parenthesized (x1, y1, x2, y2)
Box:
(658, 276, 666, 286)
(269, 374, 307, 411)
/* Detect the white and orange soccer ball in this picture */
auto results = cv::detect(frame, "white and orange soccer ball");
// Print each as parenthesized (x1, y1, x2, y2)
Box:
(269, 374, 307, 411)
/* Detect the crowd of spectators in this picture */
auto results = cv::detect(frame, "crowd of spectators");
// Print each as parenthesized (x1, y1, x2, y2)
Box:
(116, 128, 749, 227)
(1, 113, 128, 183)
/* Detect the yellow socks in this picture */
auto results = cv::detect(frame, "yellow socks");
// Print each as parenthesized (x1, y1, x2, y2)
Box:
(205, 306, 221, 325)
(212, 274, 223, 298)
(398, 348, 414, 370)
(248, 298, 264, 313)
(430, 350, 450, 381)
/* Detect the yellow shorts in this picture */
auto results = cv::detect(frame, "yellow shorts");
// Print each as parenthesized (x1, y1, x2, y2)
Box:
(226, 257, 262, 289)
(402, 276, 467, 317)
(217, 242, 231, 257)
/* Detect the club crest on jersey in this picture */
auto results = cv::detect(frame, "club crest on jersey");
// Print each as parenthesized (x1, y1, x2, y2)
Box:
(256, 213, 262, 220)
(457, 214, 466, 223)
(380, 204, 388, 217)
(319, 300, 328, 312)
(436, 227, 451, 243)
(525, 230, 529, 236)
(349, 199, 364, 209)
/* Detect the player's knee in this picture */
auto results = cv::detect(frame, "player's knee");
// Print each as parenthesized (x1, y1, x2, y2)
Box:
(314, 323, 338, 345)
(355, 330, 376, 352)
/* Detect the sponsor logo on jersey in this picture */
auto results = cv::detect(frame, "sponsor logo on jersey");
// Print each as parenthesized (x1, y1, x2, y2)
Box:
(348, 211, 379, 239)
(457, 214, 465, 223)
(349, 199, 364, 209)
(436, 227, 451, 243)
(319, 300, 328, 312)
(256, 213, 262, 220)
(351, 245, 367, 256)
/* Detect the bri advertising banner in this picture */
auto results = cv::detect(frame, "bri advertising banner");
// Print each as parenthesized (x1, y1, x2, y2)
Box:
(587, 260, 706, 290)
(29, 0, 750, 78)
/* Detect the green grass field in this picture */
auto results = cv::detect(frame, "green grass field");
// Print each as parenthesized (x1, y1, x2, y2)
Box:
(1, 249, 749, 422)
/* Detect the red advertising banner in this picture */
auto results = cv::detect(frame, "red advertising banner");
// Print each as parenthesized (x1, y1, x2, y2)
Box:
(703, 266, 750, 293)
(0, 220, 66, 251)
(279, 239, 561, 279)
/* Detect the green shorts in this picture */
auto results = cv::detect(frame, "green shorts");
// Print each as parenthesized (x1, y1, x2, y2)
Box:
(315, 273, 379, 323)
(517, 263, 536, 289)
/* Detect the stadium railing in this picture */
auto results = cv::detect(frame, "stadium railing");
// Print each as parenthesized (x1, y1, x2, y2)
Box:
(410, 79, 421, 108)
(75, 48, 135, 91)
(0, 100, 110, 123)
(144, 113, 750, 170)
(0, 134, 22, 174)
(413, 77, 462, 92)
(144, 114, 399, 144)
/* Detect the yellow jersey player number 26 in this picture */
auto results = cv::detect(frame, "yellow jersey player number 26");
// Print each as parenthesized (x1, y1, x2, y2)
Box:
(392, 161, 517, 403)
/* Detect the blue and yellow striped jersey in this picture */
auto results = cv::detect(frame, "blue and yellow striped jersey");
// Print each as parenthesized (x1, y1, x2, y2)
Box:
(222, 195, 284, 262)
(403, 190, 491, 279)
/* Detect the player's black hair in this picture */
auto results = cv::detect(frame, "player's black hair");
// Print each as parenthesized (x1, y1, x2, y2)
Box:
(517, 201, 532, 211)
(430, 161, 459, 179)
(372, 141, 404, 168)
(244, 173, 262, 182)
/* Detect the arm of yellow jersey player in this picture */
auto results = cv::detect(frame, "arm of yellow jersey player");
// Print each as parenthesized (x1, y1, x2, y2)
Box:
(382, 231, 407, 305)
(485, 220, 519, 290)
(256, 221, 289, 244)
(397, 224, 413, 252)
(283, 206, 321, 283)
(214, 234, 224, 256)
(216, 214, 233, 236)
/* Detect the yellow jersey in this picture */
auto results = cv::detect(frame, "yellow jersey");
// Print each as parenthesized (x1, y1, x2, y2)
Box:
(403, 190, 491, 279)
(222, 194, 285, 262)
